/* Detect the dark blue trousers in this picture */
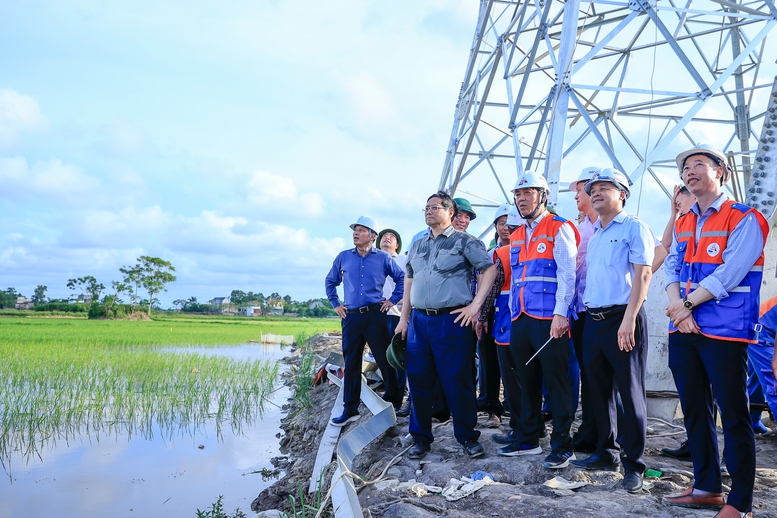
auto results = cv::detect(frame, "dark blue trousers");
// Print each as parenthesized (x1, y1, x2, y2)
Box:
(582, 306, 647, 474)
(510, 314, 574, 451)
(476, 332, 504, 416)
(407, 311, 479, 445)
(341, 310, 400, 414)
(571, 311, 597, 445)
(387, 315, 408, 394)
(669, 333, 755, 513)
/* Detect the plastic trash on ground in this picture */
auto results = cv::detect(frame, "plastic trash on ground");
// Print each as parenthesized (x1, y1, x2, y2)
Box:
(393, 479, 442, 497)
(543, 476, 589, 490)
(441, 476, 494, 501)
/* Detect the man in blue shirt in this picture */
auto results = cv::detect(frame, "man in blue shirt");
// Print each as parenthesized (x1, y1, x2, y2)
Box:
(325, 216, 405, 426)
(570, 169, 654, 495)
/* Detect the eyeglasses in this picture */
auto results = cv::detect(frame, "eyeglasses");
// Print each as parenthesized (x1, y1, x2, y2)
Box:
(423, 205, 445, 213)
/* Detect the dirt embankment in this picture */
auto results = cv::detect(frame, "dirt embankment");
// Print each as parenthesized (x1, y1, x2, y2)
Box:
(252, 334, 777, 517)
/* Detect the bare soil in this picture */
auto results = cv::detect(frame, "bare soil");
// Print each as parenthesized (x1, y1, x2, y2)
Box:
(252, 334, 777, 517)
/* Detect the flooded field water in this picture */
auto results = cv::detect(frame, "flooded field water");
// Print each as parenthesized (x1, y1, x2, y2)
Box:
(0, 343, 289, 518)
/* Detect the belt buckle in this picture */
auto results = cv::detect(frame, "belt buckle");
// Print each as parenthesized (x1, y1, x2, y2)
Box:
(590, 311, 605, 322)
(358, 306, 370, 314)
(427, 308, 440, 316)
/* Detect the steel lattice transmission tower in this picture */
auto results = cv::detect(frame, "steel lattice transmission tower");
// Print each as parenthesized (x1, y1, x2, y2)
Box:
(441, 0, 777, 235)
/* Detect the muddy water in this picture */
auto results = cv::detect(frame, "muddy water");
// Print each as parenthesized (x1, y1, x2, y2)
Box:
(0, 344, 289, 518)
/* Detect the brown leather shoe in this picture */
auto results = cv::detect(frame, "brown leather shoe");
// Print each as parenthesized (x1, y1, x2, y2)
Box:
(662, 486, 725, 509)
(714, 504, 752, 518)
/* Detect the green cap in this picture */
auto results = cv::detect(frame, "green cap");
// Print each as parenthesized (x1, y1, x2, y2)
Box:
(377, 228, 402, 254)
(453, 197, 477, 219)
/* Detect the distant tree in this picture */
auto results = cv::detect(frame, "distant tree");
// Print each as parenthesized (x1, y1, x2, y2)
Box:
(136, 256, 176, 315)
(118, 265, 142, 313)
(31, 285, 48, 304)
(269, 292, 281, 300)
(1, 288, 20, 308)
(283, 294, 292, 304)
(230, 290, 248, 307)
(67, 276, 105, 302)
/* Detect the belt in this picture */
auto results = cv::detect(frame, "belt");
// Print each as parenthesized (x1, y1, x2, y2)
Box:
(346, 303, 381, 315)
(415, 304, 466, 316)
(586, 304, 628, 322)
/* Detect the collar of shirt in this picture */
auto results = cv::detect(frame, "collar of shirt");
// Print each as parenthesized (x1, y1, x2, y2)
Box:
(425, 224, 455, 240)
(351, 246, 378, 255)
(690, 193, 728, 218)
(525, 210, 549, 230)
(594, 209, 627, 231)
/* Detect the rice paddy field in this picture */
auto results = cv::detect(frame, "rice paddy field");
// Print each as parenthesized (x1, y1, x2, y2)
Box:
(0, 315, 339, 517)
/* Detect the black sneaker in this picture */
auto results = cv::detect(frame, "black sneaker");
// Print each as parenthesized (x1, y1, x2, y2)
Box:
(570, 454, 620, 471)
(498, 441, 542, 457)
(330, 411, 359, 427)
(408, 441, 430, 459)
(543, 450, 576, 469)
(463, 440, 485, 457)
(491, 430, 517, 444)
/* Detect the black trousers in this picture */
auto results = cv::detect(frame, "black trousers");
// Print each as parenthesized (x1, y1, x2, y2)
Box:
(341, 310, 400, 413)
(497, 344, 520, 432)
(476, 332, 504, 416)
(582, 306, 647, 474)
(669, 333, 755, 513)
(571, 312, 597, 445)
(510, 314, 574, 451)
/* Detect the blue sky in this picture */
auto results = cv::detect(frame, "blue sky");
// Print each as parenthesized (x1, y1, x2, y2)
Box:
(0, 1, 484, 305)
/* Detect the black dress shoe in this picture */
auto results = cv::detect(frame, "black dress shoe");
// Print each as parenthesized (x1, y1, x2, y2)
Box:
(330, 411, 359, 427)
(661, 440, 691, 460)
(408, 441, 430, 459)
(623, 471, 643, 493)
(570, 454, 620, 471)
(395, 400, 411, 417)
(463, 440, 485, 457)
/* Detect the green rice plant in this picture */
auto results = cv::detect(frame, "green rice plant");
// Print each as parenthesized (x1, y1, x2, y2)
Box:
(281, 475, 330, 518)
(290, 349, 318, 410)
(196, 495, 247, 518)
(0, 316, 338, 476)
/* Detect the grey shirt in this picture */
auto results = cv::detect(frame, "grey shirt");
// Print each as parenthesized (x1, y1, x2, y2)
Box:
(406, 224, 493, 310)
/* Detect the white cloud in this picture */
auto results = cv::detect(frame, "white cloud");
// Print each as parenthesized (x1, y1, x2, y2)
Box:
(0, 89, 47, 148)
(245, 170, 324, 217)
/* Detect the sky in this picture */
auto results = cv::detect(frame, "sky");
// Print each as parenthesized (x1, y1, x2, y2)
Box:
(0, 0, 483, 306)
(0, 1, 772, 307)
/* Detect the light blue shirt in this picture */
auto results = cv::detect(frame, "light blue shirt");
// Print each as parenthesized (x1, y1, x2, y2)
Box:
(663, 194, 764, 300)
(583, 210, 654, 308)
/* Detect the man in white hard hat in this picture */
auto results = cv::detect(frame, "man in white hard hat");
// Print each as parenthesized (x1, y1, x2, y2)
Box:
(395, 190, 496, 460)
(494, 171, 579, 470)
(567, 166, 601, 454)
(662, 144, 768, 518)
(569, 168, 653, 495)
(325, 216, 405, 426)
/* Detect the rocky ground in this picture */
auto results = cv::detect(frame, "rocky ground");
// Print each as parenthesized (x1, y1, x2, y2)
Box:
(252, 334, 777, 517)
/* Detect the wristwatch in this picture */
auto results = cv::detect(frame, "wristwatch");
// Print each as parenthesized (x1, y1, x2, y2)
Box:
(682, 296, 694, 310)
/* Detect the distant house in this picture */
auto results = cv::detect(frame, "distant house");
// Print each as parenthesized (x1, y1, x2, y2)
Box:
(245, 306, 263, 317)
(15, 297, 34, 310)
(309, 301, 325, 310)
(210, 296, 231, 308)
(67, 294, 92, 305)
(266, 299, 285, 316)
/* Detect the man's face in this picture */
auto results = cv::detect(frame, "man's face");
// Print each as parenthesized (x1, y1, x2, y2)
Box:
(352, 225, 373, 248)
(424, 197, 454, 227)
(380, 232, 398, 254)
(495, 215, 510, 243)
(675, 192, 696, 215)
(453, 211, 472, 231)
(681, 154, 722, 196)
(514, 188, 542, 218)
(574, 181, 592, 213)
(589, 181, 624, 215)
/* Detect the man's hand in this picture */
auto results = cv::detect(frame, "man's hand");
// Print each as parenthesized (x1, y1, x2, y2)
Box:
(452, 302, 481, 327)
(550, 314, 569, 339)
(666, 299, 692, 326)
(334, 306, 347, 319)
(475, 320, 489, 340)
(676, 314, 701, 334)
(671, 184, 682, 217)
(395, 319, 409, 340)
(617, 316, 637, 352)
(380, 300, 394, 312)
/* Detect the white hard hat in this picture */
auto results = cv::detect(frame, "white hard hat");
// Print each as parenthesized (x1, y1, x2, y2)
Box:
(506, 206, 522, 226)
(568, 166, 600, 191)
(492, 203, 512, 225)
(675, 143, 731, 183)
(584, 168, 631, 199)
(512, 171, 549, 193)
(350, 216, 378, 236)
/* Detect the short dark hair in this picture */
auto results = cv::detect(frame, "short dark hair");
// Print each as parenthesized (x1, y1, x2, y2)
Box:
(427, 190, 458, 218)
(678, 185, 690, 196)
